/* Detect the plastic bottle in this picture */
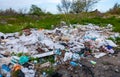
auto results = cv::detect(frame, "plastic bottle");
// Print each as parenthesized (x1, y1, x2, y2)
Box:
(0, 74, 2, 77)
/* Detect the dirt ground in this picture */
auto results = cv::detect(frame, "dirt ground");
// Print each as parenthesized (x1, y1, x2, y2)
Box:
(93, 52, 120, 77)
(51, 51, 120, 77)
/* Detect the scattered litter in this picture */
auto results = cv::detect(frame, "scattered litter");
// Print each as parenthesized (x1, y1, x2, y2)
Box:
(0, 23, 119, 77)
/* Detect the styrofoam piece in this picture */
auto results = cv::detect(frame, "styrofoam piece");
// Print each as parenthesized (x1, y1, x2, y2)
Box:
(33, 51, 54, 58)
(41, 40, 65, 49)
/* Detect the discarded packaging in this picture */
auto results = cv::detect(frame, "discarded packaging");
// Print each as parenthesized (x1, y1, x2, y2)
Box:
(94, 53, 107, 58)
(19, 56, 29, 65)
(12, 64, 21, 71)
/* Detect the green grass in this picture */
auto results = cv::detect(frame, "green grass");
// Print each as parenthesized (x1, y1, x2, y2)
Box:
(0, 14, 120, 33)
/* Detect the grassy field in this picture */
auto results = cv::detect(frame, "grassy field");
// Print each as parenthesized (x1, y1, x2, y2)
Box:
(0, 13, 120, 33)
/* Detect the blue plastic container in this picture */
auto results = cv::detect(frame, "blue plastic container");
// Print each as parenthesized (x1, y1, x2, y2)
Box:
(70, 61, 78, 67)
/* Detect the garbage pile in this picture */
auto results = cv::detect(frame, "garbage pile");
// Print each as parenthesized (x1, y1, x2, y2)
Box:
(0, 24, 119, 77)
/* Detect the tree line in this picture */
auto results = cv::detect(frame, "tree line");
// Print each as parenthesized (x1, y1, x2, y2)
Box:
(0, 0, 120, 16)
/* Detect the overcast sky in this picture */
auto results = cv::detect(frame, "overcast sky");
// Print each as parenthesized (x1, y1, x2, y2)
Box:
(0, 0, 120, 14)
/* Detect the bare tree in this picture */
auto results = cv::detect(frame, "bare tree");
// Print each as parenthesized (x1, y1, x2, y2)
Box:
(70, 0, 99, 13)
(84, 0, 98, 12)
(57, 0, 71, 14)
